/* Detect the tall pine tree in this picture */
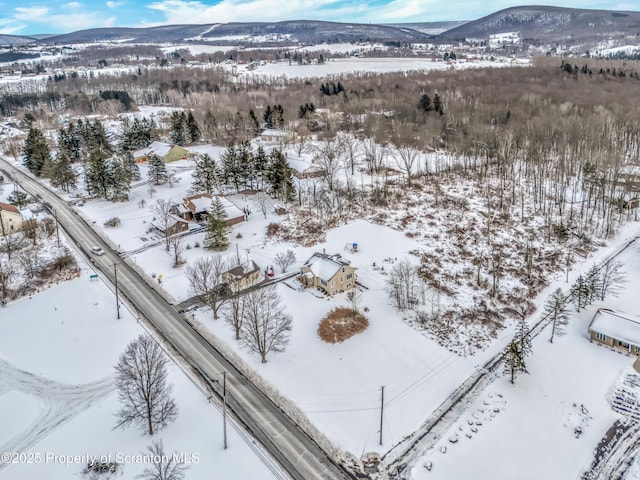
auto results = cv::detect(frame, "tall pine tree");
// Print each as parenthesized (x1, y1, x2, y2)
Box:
(187, 112, 201, 143)
(170, 111, 188, 146)
(191, 153, 218, 194)
(204, 198, 229, 250)
(545, 288, 570, 343)
(22, 127, 51, 177)
(47, 150, 77, 193)
(267, 149, 295, 202)
(147, 153, 168, 185)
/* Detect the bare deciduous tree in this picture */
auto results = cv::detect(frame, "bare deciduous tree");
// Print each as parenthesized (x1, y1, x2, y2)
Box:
(0, 258, 14, 299)
(599, 260, 626, 301)
(241, 286, 292, 363)
(152, 199, 174, 250)
(361, 138, 386, 174)
(255, 192, 272, 219)
(169, 235, 186, 268)
(114, 334, 178, 435)
(391, 142, 421, 187)
(274, 249, 296, 273)
(186, 256, 229, 320)
(136, 439, 189, 480)
(337, 132, 360, 176)
(386, 258, 420, 310)
(312, 137, 343, 191)
(222, 291, 244, 340)
(18, 246, 41, 279)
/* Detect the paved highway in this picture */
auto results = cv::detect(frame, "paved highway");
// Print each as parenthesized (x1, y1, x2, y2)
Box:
(0, 159, 355, 480)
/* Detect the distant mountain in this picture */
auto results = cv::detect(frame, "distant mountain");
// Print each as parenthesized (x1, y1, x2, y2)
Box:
(0, 34, 40, 46)
(39, 20, 430, 45)
(437, 5, 640, 48)
(386, 21, 468, 36)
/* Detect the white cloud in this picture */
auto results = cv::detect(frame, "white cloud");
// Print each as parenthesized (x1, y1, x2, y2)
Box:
(144, 0, 367, 25)
(106, 1, 124, 8)
(0, 18, 27, 35)
(14, 6, 50, 22)
(63, 2, 82, 9)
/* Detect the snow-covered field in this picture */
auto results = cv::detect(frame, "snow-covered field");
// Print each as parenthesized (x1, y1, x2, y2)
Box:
(409, 232, 640, 480)
(0, 264, 280, 479)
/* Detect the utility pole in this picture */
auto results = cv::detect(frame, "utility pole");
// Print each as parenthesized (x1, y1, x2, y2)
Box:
(114, 263, 120, 319)
(223, 371, 228, 450)
(379, 385, 385, 446)
(53, 208, 60, 248)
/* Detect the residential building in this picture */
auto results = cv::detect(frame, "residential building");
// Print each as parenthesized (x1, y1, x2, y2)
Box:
(0, 202, 24, 235)
(588, 308, 640, 355)
(299, 252, 357, 295)
(222, 260, 264, 292)
(173, 193, 245, 226)
(132, 141, 190, 163)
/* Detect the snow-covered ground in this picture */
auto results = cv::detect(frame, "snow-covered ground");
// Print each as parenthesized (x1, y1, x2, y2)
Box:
(0, 264, 281, 479)
(409, 233, 640, 480)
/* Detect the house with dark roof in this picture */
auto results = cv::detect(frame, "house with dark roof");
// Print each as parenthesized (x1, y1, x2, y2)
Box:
(299, 252, 357, 295)
(222, 260, 264, 292)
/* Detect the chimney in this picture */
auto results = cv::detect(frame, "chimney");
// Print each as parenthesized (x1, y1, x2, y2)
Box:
(323, 248, 326, 255)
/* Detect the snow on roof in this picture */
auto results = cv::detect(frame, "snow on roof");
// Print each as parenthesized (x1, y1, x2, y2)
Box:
(133, 141, 173, 158)
(303, 253, 346, 282)
(590, 308, 640, 347)
(191, 196, 210, 214)
(261, 129, 291, 137)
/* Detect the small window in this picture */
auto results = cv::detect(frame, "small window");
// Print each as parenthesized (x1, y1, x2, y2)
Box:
(320, 279, 327, 286)
(342, 267, 345, 273)
(340, 277, 343, 283)
(596, 332, 606, 342)
(346, 273, 353, 280)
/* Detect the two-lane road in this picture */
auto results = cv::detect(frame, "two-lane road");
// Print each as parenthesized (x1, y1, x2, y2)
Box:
(0, 159, 354, 480)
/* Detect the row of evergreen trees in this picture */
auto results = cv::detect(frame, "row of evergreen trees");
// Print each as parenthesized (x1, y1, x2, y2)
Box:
(170, 111, 201, 146)
(418, 93, 444, 115)
(192, 143, 295, 202)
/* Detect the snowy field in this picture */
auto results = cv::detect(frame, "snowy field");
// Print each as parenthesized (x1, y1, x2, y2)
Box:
(0, 267, 281, 479)
(235, 57, 525, 80)
(409, 230, 640, 480)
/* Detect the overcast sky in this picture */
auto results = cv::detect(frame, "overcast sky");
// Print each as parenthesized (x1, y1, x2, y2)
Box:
(0, 0, 637, 36)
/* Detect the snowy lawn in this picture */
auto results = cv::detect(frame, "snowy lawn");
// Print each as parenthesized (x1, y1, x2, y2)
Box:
(409, 236, 640, 480)
(187, 220, 482, 456)
(0, 266, 280, 479)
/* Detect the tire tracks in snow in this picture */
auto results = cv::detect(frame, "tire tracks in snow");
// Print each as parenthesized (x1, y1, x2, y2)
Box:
(0, 359, 114, 471)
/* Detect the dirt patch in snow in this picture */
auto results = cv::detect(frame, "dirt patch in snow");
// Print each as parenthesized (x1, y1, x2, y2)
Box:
(318, 307, 369, 343)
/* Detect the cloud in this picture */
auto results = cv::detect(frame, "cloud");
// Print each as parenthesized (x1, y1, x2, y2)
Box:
(144, 0, 368, 25)
(13, 5, 118, 32)
(106, 1, 124, 8)
(0, 17, 27, 35)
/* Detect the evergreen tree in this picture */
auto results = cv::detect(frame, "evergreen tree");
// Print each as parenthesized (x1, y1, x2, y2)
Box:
(203, 198, 229, 250)
(571, 274, 590, 311)
(433, 93, 444, 115)
(170, 111, 188, 146)
(147, 153, 168, 185)
(248, 109, 261, 136)
(237, 141, 255, 189)
(22, 126, 51, 177)
(187, 112, 201, 143)
(253, 145, 269, 190)
(191, 153, 218, 194)
(515, 318, 532, 369)
(118, 116, 158, 154)
(110, 158, 131, 202)
(85, 120, 113, 158)
(267, 149, 295, 202)
(123, 151, 141, 181)
(505, 339, 526, 384)
(221, 144, 242, 192)
(47, 150, 77, 193)
(545, 288, 570, 343)
(585, 264, 601, 305)
(418, 94, 433, 113)
(86, 149, 112, 199)
(263, 106, 274, 129)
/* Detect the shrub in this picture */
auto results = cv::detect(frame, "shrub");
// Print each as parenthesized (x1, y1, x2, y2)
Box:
(266, 222, 280, 237)
(104, 217, 121, 227)
(318, 307, 369, 343)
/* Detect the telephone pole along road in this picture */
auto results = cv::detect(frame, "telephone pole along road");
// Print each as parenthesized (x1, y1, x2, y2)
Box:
(0, 159, 354, 480)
